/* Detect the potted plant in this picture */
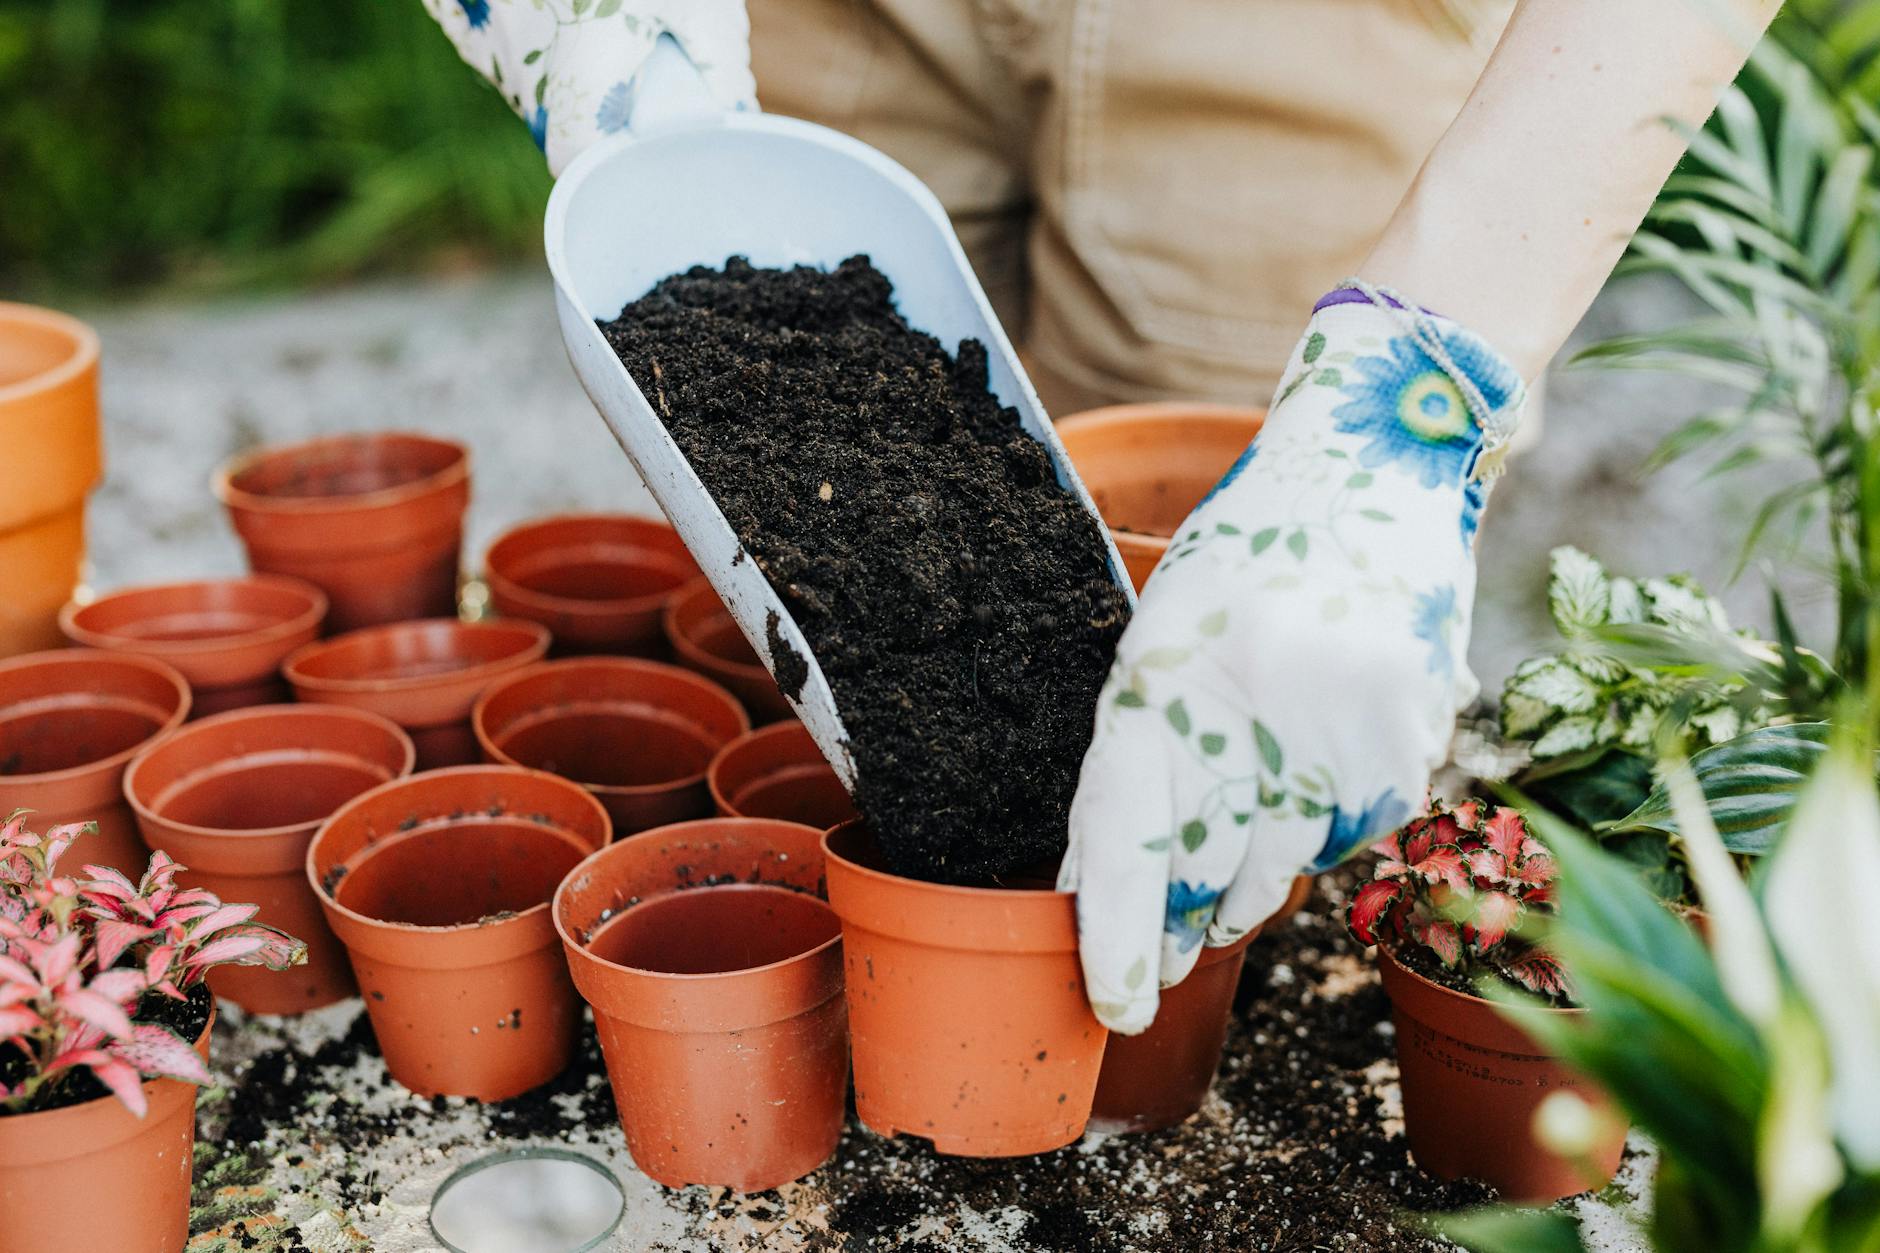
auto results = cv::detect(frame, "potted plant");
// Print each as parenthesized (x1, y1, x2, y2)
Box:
(484, 513, 699, 656)
(663, 578, 795, 725)
(708, 721, 859, 831)
(0, 302, 100, 658)
(214, 431, 471, 634)
(1347, 801, 1625, 1202)
(0, 812, 304, 1253)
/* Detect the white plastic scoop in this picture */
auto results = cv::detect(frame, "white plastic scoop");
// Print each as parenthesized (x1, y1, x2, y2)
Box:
(543, 52, 1134, 790)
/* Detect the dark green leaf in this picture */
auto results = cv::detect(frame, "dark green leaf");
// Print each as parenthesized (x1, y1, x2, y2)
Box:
(1253, 720, 1283, 774)
(1180, 820, 1208, 853)
(1115, 690, 1146, 709)
(1435, 1208, 1587, 1253)
(1303, 331, 1326, 363)
(1165, 700, 1192, 736)
(1520, 749, 1655, 828)
(1251, 527, 1280, 555)
(1199, 732, 1227, 756)
(1609, 723, 1831, 854)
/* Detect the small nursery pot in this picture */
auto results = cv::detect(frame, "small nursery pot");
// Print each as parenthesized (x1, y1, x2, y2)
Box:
(1378, 947, 1625, 1203)
(474, 657, 748, 837)
(61, 575, 328, 717)
(307, 766, 612, 1099)
(555, 819, 844, 1191)
(124, 704, 415, 1013)
(0, 1005, 213, 1253)
(663, 578, 795, 724)
(822, 821, 1108, 1156)
(709, 721, 858, 831)
(214, 432, 471, 633)
(0, 649, 190, 877)
(485, 513, 699, 655)
(284, 618, 550, 769)
(0, 302, 101, 657)
(1089, 927, 1259, 1135)
(1055, 404, 1265, 592)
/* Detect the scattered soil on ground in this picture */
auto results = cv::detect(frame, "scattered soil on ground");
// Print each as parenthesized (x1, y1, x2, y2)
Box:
(599, 255, 1129, 883)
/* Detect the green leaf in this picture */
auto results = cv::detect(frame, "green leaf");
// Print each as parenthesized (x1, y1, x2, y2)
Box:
(1314, 368, 1343, 387)
(1435, 1208, 1587, 1253)
(1141, 837, 1171, 853)
(1114, 689, 1147, 709)
(1138, 646, 1191, 669)
(1232, 812, 1252, 825)
(535, 75, 547, 106)
(1199, 732, 1227, 756)
(1346, 472, 1373, 489)
(1295, 796, 1331, 818)
(1286, 530, 1308, 560)
(1303, 331, 1326, 364)
(1253, 720, 1283, 774)
(1520, 748, 1656, 828)
(1198, 608, 1228, 637)
(1165, 699, 1192, 736)
(1609, 723, 1832, 854)
(1214, 522, 1241, 536)
(523, 49, 543, 64)
(1180, 820, 1208, 852)
(1359, 508, 1393, 522)
(1251, 527, 1280, 555)
(1548, 546, 1613, 635)
(594, 0, 623, 14)
(1124, 957, 1147, 990)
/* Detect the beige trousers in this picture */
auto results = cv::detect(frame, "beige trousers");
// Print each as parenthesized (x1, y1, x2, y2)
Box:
(748, 0, 1515, 416)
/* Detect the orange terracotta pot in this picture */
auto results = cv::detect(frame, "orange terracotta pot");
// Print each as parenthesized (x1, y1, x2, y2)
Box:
(0, 649, 190, 877)
(474, 657, 747, 838)
(308, 766, 612, 1099)
(1054, 404, 1265, 593)
(663, 578, 795, 725)
(124, 704, 415, 1014)
(0, 1004, 213, 1253)
(0, 303, 101, 658)
(1378, 947, 1625, 1202)
(708, 722, 857, 832)
(1264, 873, 1315, 930)
(214, 432, 470, 634)
(822, 822, 1107, 1156)
(1089, 928, 1259, 1135)
(284, 618, 549, 769)
(485, 514, 699, 656)
(61, 575, 327, 718)
(556, 824, 845, 1191)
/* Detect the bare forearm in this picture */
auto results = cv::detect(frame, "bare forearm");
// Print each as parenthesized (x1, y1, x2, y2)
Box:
(1362, 0, 1782, 380)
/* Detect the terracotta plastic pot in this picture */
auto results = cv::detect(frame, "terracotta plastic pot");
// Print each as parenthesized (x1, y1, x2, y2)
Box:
(822, 821, 1108, 1156)
(0, 1004, 212, 1253)
(0, 649, 190, 877)
(556, 820, 844, 1191)
(485, 514, 700, 656)
(474, 658, 748, 838)
(61, 575, 327, 717)
(1378, 947, 1625, 1202)
(1089, 928, 1259, 1135)
(1055, 404, 1265, 592)
(214, 432, 470, 634)
(284, 618, 549, 770)
(1264, 873, 1315, 929)
(709, 721, 857, 831)
(663, 578, 795, 724)
(0, 303, 101, 657)
(308, 766, 612, 1099)
(124, 704, 415, 1013)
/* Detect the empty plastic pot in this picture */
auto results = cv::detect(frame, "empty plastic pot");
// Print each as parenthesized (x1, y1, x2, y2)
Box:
(708, 722, 856, 831)
(61, 575, 327, 717)
(124, 704, 415, 1013)
(284, 618, 550, 769)
(663, 578, 795, 724)
(485, 514, 699, 656)
(308, 766, 613, 1100)
(215, 432, 471, 633)
(0, 649, 190, 876)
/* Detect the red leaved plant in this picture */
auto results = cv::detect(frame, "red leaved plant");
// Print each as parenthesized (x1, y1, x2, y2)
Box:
(0, 810, 305, 1117)
(1345, 801, 1570, 1000)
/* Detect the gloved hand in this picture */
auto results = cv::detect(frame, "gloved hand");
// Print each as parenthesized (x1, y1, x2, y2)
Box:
(422, 0, 756, 175)
(1059, 283, 1527, 1035)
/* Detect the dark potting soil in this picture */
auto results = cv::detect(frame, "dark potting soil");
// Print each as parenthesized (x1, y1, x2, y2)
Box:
(0, 982, 214, 1115)
(599, 255, 1130, 883)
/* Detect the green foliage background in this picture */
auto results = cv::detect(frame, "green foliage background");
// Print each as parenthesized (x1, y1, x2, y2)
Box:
(0, 0, 549, 296)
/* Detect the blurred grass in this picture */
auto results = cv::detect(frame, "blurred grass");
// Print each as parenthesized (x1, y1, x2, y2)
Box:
(0, 0, 549, 297)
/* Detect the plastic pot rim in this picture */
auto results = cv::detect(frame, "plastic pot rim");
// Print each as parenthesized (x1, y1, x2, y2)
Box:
(283, 619, 552, 697)
(59, 575, 329, 666)
(0, 303, 99, 410)
(1375, 943, 1585, 1051)
(484, 513, 693, 620)
(662, 579, 768, 683)
(0, 648, 192, 788)
(212, 431, 470, 519)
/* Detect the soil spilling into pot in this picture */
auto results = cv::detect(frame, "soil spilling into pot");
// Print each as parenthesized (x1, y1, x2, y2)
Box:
(599, 256, 1129, 883)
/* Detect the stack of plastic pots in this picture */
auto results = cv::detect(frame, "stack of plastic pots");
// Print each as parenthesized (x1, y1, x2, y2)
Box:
(483, 514, 699, 656)
(708, 721, 858, 831)
(0, 303, 101, 657)
(663, 578, 795, 724)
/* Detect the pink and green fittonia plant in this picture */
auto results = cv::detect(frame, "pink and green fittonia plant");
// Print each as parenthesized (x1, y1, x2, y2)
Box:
(0, 811, 305, 1117)
(1345, 801, 1570, 1000)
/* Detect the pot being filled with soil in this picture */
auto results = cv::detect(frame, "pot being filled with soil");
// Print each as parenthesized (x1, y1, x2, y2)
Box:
(662, 578, 796, 725)
(0, 303, 101, 658)
(823, 821, 1107, 1156)
(124, 704, 415, 1013)
(1055, 403, 1265, 592)
(284, 618, 550, 769)
(473, 657, 747, 837)
(0, 992, 215, 1253)
(485, 513, 699, 656)
(555, 817, 844, 1191)
(708, 721, 857, 832)
(0, 649, 190, 876)
(307, 765, 612, 1099)
(214, 432, 471, 634)
(60, 575, 327, 717)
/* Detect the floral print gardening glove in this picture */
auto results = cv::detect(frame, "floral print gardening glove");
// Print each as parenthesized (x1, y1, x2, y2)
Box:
(1061, 284, 1527, 1035)
(422, 0, 756, 175)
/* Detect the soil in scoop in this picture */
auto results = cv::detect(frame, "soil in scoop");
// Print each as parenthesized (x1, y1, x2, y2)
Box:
(600, 256, 1129, 883)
